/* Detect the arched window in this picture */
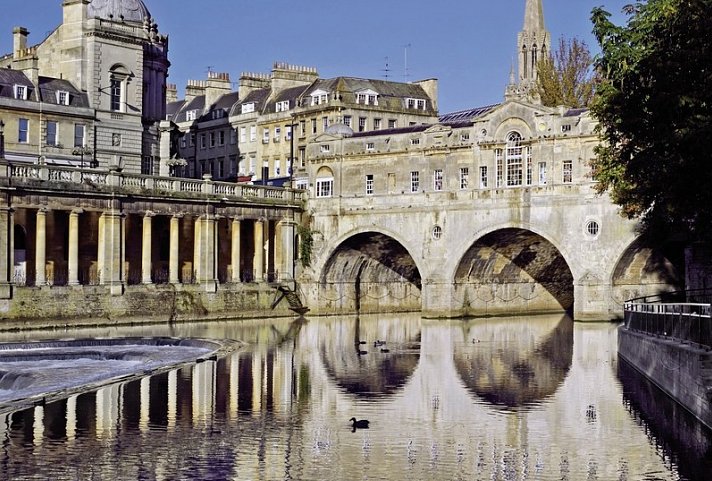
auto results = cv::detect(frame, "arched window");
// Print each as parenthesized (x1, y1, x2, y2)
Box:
(506, 131, 524, 186)
(315, 166, 334, 198)
(531, 44, 538, 76)
(109, 64, 131, 112)
(522, 45, 528, 79)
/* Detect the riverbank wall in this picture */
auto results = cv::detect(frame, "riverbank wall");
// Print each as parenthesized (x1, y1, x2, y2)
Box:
(618, 327, 712, 431)
(0, 284, 296, 331)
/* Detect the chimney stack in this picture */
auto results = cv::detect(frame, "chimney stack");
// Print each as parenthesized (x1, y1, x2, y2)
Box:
(13, 27, 29, 59)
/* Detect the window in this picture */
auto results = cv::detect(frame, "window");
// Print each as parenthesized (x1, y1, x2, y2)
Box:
(200, 133, 207, 149)
(286, 125, 292, 141)
(343, 115, 352, 128)
(373, 118, 382, 130)
(299, 120, 306, 137)
(322, 117, 329, 131)
(218, 157, 225, 177)
(587, 221, 600, 237)
(239, 127, 246, 143)
(17, 118, 29, 144)
(141, 156, 153, 175)
(480, 166, 488, 188)
(241, 103, 255, 114)
(249, 155, 256, 174)
(250, 125, 256, 142)
(538, 161, 547, 185)
(561, 124, 572, 133)
(188, 132, 195, 147)
(460, 167, 469, 190)
(358, 117, 367, 132)
(110, 78, 122, 112)
(311, 91, 328, 106)
(56, 91, 70, 105)
(275, 100, 290, 112)
(209, 132, 216, 148)
(46, 121, 58, 146)
(218, 130, 225, 146)
(275, 159, 281, 176)
(186, 110, 197, 121)
(320, 144, 330, 153)
(13, 84, 28, 100)
(495, 149, 504, 187)
(460, 132, 470, 142)
(505, 132, 523, 186)
(366, 142, 375, 151)
(388, 119, 397, 129)
(299, 147, 306, 168)
(406, 98, 427, 110)
(433, 169, 443, 191)
(410, 171, 420, 193)
(262, 128, 270, 143)
(563, 160, 573, 183)
(417, 99, 426, 110)
(180, 135, 187, 149)
(274, 127, 281, 142)
(311, 119, 317, 134)
(366, 174, 374, 195)
(432, 226, 443, 240)
(526, 147, 533, 185)
(316, 177, 334, 197)
(211, 110, 224, 120)
(410, 138, 420, 146)
(73, 123, 85, 148)
(356, 93, 366, 104)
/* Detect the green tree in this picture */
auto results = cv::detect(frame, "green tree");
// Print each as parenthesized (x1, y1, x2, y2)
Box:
(590, 0, 712, 241)
(536, 36, 595, 108)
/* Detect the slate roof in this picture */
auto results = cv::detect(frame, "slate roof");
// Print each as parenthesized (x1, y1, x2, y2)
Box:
(166, 99, 187, 121)
(263, 85, 311, 114)
(438, 104, 499, 123)
(230, 88, 271, 116)
(0, 68, 89, 107)
(171, 96, 205, 123)
(564, 108, 588, 117)
(304, 77, 437, 111)
(350, 124, 430, 139)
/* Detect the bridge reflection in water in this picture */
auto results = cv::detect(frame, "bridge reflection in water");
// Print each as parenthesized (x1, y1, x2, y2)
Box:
(0, 315, 709, 480)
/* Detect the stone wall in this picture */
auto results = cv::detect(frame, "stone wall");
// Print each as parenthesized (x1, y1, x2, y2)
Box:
(618, 328, 712, 430)
(0, 284, 296, 331)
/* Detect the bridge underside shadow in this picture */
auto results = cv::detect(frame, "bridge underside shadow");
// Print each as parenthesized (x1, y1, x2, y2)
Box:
(454, 228, 573, 317)
(317, 232, 422, 314)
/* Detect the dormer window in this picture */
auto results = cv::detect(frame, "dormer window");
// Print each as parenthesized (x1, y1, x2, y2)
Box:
(211, 110, 224, 120)
(56, 90, 70, 106)
(186, 110, 197, 121)
(320, 144, 330, 153)
(311, 90, 329, 106)
(241, 103, 255, 114)
(13, 84, 28, 100)
(406, 98, 427, 110)
(356, 89, 379, 106)
(276, 100, 290, 112)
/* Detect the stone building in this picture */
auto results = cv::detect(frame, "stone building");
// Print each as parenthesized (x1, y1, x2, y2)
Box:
(0, 0, 169, 174)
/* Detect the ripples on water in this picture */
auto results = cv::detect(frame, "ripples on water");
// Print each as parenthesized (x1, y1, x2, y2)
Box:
(0, 313, 710, 480)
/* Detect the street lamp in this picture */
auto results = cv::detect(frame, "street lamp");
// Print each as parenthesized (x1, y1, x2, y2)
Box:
(72, 145, 94, 169)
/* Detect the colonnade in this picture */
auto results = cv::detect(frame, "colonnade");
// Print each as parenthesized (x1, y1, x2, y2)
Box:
(0, 203, 297, 296)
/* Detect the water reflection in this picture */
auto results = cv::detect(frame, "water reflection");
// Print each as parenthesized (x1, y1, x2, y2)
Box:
(0, 314, 708, 480)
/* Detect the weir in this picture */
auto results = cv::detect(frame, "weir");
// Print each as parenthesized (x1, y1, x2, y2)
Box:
(0, 337, 236, 414)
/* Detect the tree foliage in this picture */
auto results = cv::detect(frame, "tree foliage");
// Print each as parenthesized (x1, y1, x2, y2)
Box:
(590, 0, 712, 241)
(536, 36, 595, 108)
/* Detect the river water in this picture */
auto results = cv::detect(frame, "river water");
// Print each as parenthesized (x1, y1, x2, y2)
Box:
(0, 313, 709, 480)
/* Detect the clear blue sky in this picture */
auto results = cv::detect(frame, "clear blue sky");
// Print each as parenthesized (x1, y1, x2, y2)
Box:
(0, 0, 630, 113)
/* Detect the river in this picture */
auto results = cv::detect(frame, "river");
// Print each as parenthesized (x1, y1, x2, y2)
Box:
(0, 313, 709, 480)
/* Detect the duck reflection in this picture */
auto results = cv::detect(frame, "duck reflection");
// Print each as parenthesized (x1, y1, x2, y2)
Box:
(320, 315, 421, 398)
(453, 314, 573, 408)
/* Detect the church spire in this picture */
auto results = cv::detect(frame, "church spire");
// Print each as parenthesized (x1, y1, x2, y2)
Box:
(508, 0, 551, 103)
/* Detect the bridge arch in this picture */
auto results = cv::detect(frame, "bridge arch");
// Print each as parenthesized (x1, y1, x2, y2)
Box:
(314, 228, 423, 314)
(452, 226, 575, 317)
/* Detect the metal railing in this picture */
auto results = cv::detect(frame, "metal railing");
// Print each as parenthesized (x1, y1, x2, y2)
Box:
(624, 289, 712, 349)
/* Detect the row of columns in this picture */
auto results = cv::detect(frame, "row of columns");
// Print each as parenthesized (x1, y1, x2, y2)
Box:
(0, 205, 296, 296)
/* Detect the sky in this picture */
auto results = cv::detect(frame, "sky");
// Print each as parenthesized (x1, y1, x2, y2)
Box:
(0, 0, 631, 114)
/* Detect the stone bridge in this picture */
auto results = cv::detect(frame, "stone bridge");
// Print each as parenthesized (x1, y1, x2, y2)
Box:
(299, 102, 682, 321)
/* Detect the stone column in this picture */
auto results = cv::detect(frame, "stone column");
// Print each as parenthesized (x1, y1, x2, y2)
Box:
(194, 212, 217, 292)
(141, 212, 153, 285)
(279, 217, 296, 284)
(0, 207, 13, 298)
(169, 215, 180, 284)
(68, 209, 81, 286)
(35, 208, 47, 286)
(98, 201, 124, 295)
(253, 219, 264, 282)
(230, 218, 241, 283)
